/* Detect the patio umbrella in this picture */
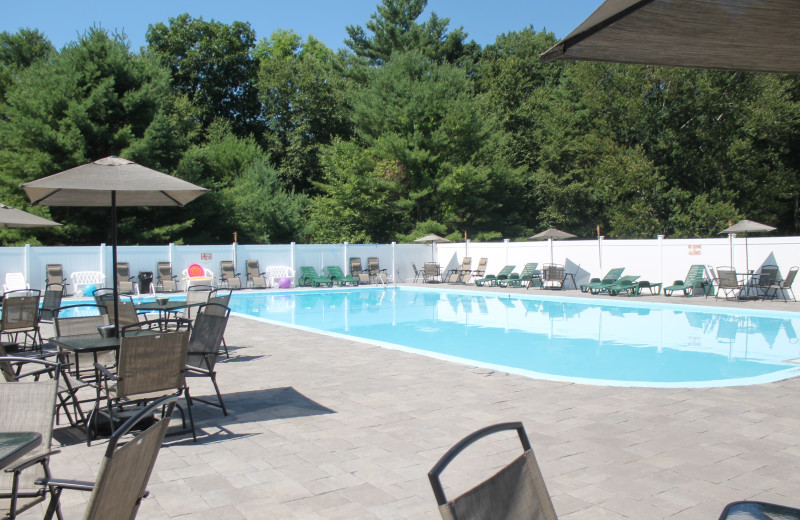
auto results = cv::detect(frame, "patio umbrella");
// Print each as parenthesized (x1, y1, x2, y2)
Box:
(540, 0, 800, 73)
(718, 219, 776, 274)
(0, 203, 61, 228)
(530, 228, 576, 264)
(414, 233, 451, 261)
(21, 156, 208, 334)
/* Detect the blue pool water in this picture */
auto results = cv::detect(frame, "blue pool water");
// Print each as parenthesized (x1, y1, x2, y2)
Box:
(227, 287, 800, 388)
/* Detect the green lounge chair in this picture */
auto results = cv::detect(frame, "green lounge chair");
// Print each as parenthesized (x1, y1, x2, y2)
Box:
(605, 275, 641, 296)
(504, 263, 539, 288)
(580, 267, 625, 294)
(298, 266, 333, 288)
(327, 265, 359, 286)
(476, 265, 515, 287)
(663, 264, 708, 296)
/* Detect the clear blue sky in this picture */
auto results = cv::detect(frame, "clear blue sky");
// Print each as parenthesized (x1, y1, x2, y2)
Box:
(2, 0, 602, 52)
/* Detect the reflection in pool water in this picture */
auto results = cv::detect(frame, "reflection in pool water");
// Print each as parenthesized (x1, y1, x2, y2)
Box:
(230, 288, 800, 387)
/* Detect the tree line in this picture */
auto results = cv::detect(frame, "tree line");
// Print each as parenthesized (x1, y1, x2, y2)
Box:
(1, 0, 798, 247)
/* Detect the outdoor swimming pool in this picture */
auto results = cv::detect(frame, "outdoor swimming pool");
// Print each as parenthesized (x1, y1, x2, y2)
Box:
(228, 287, 800, 388)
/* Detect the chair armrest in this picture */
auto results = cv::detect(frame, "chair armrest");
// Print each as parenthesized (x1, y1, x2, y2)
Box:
(5, 449, 61, 473)
(94, 364, 116, 380)
(34, 476, 95, 492)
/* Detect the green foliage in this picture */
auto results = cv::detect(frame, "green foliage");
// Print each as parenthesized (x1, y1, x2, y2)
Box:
(0, 27, 182, 245)
(0, 28, 54, 102)
(221, 160, 308, 244)
(309, 139, 406, 243)
(347, 51, 524, 238)
(1, 13, 800, 247)
(396, 219, 448, 243)
(146, 14, 263, 139)
(256, 30, 352, 193)
(345, 0, 469, 65)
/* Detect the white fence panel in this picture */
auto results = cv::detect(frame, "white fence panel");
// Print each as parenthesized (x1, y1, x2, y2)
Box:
(172, 244, 234, 286)
(236, 244, 293, 280)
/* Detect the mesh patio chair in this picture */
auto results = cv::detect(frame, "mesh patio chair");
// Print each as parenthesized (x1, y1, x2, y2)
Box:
(715, 267, 743, 301)
(542, 264, 566, 290)
(103, 297, 142, 330)
(38, 394, 179, 520)
(763, 266, 798, 302)
(0, 356, 62, 520)
(423, 262, 442, 283)
(92, 288, 116, 313)
(245, 259, 267, 289)
(53, 304, 112, 382)
(39, 284, 64, 323)
(180, 285, 214, 322)
(219, 261, 242, 289)
(755, 264, 780, 298)
(368, 257, 388, 284)
(91, 330, 193, 443)
(156, 262, 178, 293)
(208, 290, 231, 357)
(350, 258, 371, 284)
(185, 303, 230, 417)
(1, 289, 42, 351)
(469, 258, 488, 284)
(115, 262, 137, 295)
(429, 422, 558, 520)
(45, 264, 69, 294)
(411, 262, 422, 283)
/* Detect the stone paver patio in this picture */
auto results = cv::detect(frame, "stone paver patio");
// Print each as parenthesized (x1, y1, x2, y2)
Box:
(16, 285, 800, 519)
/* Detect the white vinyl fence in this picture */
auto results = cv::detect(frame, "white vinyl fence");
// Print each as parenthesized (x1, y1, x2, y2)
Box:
(3, 235, 799, 295)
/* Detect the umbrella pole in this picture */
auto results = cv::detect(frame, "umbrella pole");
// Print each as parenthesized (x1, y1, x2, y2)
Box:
(111, 191, 120, 336)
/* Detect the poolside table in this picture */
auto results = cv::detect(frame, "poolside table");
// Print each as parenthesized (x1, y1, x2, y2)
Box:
(50, 329, 159, 375)
(0, 431, 41, 470)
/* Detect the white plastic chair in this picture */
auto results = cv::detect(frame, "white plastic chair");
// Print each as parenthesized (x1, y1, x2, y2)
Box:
(3, 272, 30, 292)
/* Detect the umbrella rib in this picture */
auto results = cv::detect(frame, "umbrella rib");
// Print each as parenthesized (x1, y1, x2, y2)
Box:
(28, 189, 61, 206)
(160, 191, 184, 207)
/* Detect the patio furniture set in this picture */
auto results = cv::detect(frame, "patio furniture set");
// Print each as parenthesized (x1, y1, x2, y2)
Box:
(0, 283, 233, 519)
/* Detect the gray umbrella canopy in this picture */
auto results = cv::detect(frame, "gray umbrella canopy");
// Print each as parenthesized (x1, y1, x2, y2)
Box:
(414, 234, 451, 262)
(719, 219, 776, 235)
(719, 219, 776, 273)
(530, 228, 577, 264)
(22, 156, 207, 207)
(529, 228, 577, 241)
(0, 204, 61, 228)
(413, 233, 452, 244)
(540, 0, 800, 73)
(21, 156, 207, 333)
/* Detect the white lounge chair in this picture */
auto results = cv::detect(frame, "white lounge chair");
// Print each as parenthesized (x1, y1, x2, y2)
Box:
(3, 272, 29, 293)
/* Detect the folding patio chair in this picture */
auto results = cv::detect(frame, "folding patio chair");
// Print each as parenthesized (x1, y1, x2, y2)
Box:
(115, 262, 137, 294)
(91, 330, 193, 443)
(245, 259, 267, 289)
(0, 289, 42, 351)
(0, 356, 62, 520)
(763, 266, 798, 302)
(429, 422, 558, 520)
(45, 264, 69, 294)
(38, 283, 64, 322)
(219, 260, 242, 289)
(185, 303, 231, 417)
(350, 258, 371, 284)
(156, 261, 178, 292)
(38, 394, 179, 520)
